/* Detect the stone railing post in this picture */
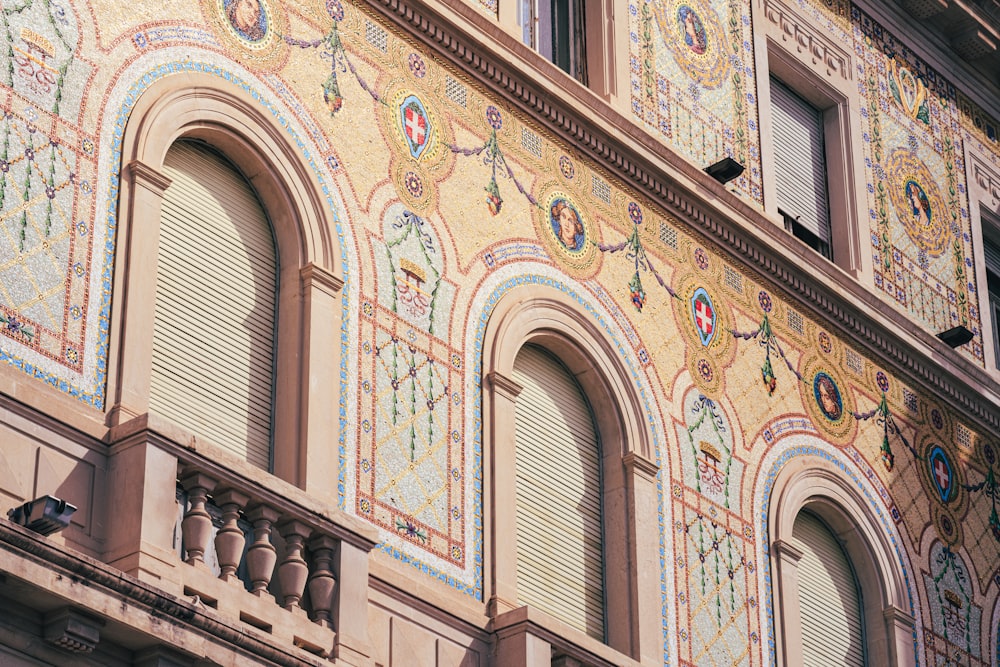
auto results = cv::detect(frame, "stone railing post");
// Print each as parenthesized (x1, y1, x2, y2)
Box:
(277, 519, 311, 613)
(245, 504, 280, 599)
(178, 472, 217, 568)
(213, 489, 250, 584)
(307, 535, 338, 627)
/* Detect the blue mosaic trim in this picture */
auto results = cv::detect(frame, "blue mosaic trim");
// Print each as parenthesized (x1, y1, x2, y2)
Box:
(103, 61, 352, 479)
(759, 443, 919, 666)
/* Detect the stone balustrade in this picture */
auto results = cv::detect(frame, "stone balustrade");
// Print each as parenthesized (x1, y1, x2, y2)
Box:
(105, 414, 379, 665)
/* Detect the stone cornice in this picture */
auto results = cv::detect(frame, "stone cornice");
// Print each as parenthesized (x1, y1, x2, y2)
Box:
(361, 0, 1000, 433)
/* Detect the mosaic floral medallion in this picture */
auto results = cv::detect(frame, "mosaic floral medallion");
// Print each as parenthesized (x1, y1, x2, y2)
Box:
(407, 53, 426, 78)
(559, 155, 575, 179)
(652, 0, 729, 89)
(932, 504, 962, 547)
(818, 331, 832, 354)
(886, 148, 949, 257)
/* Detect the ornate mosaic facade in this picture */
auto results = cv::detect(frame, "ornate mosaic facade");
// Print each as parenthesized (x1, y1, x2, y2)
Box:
(0, 0, 998, 664)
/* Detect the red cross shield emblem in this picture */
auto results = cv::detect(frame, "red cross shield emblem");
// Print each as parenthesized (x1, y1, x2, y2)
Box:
(400, 95, 430, 159)
(927, 445, 954, 503)
(691, 287, 716, 346)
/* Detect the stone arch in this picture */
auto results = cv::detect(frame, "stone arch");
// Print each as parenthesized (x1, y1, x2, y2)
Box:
(107, 70, 343, 495)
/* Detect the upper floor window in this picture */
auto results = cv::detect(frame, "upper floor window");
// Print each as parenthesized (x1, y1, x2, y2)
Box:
(151, 139, 278, 470)
(770, 76, 833, 260)
(520, 0, 588, 83)
(983, 230, 1000, 369)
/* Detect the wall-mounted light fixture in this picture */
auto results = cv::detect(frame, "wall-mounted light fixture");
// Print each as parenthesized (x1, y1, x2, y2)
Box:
(8, 495, 77, 535)
(705, 157, 745, 184)
(937, 325, 974, 348)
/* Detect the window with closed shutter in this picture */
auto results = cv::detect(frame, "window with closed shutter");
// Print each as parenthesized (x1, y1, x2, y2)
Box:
(771, 76, 832, 259)
(792, 511, 866, 667)
(151, 140, 278, 470)
(983, 233, 1000, 369)
(512, 344, 604, 640)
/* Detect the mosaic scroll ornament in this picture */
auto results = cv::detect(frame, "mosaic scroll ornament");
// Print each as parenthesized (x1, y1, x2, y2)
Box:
(284, 0, 381, 115)
(685, 393, 733, 507)
(888, 60, 929, 125)
(924, 544, 982, 661)
(358, 206, 464, 564)
(594, 201, 677, 312)
(852, 372, 917, 472)
(731, 290, 803, 396)
(448, 106, 537, 217)
(964, 441, 1000, 543)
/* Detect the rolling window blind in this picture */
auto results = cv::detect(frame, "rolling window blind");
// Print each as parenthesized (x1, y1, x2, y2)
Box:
(151, 140, 277, 470)
(771, 77, 831, 243)
(792, 512, 866, 667)
(512, 344, 604, 640)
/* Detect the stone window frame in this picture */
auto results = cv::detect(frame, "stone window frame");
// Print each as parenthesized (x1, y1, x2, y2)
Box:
(768, 458, 916, 666)
(756, 0, 868, 278)
(107, 74, 343, 499)
(480, 287, 661, 663)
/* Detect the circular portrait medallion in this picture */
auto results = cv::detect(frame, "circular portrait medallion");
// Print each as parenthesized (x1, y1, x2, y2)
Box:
(813, 371, 843, 422)
(550, 197, 585, 253)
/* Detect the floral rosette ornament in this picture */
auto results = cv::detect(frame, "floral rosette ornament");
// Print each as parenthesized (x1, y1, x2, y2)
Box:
(595, 201, 677, 312)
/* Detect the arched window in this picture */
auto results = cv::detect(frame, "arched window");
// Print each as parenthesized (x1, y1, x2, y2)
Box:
(109, 78, 343, 494)
(482, 289, 662, 662)
(150, 140, 278, 469)
(768, 460, 916, 667)
(791, 510, 865, 666)
(511, 343, 604, 640)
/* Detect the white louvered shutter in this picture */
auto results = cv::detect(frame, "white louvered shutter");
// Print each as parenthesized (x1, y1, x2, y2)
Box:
(771, 77, 831, 243)
(792, 512, 866, 667)
(151, 141, 277, 470)
(512, 345, 604, 640)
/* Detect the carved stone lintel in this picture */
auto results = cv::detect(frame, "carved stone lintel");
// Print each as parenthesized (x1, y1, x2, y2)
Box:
(43, 608, 103, 654)
(764, 0, 849, 81)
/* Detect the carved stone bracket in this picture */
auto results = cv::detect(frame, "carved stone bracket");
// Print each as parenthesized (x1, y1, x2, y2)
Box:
(43, 607, 103, 654)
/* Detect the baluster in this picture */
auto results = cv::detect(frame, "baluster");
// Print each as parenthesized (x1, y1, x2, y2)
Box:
(178, 472, 217, 568)
(277, 520, 311, 612)
(307, 535, 338, 627)
(244, 504, 280, 599)
(213, 489, 250, 584)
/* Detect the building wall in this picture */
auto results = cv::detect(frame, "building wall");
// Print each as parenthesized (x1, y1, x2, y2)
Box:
(0, 0, 998, 665)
